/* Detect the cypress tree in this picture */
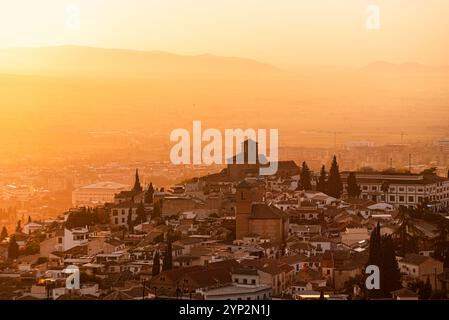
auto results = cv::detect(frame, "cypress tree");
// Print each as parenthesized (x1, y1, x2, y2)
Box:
(127, 206, 134, 233)
(132, 169, 143, 193)
(28, 216, 32, 223)
(368, 223, 382, 265)
(300, 161, 312, 191)
(347, 172, 361, 198)
(380, 235, 402, 297)
(8, 235, 19, 259)
(136, 201, 146, 224)
(367, 223, 382, 298)
(145, 183, 154, 204)
(327, 156, 343, 198)
(152, 250, 160, 276)
(162, 234, 173, 271)
(317, 165, 327, 193)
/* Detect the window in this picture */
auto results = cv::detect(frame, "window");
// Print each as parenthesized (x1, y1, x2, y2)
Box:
(122, 218, 125, 223)
(399, 196, 405, 202)
(58, 237, 62, 244)
(399, 187, 405, 192)
(243, 279, 247, 284)
(389, 195, 396, 202)
(113, 210, 118, 216)
(114, 218, 118, 224)
(234, 278, 238, 283)
(408, 196, 415, 203)
(251, 279, 256, 285)
(362, 185, 368, 191)
(371, 186, 378, 191)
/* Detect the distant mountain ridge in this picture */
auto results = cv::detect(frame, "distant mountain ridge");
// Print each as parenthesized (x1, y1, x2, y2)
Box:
(360, 61, 449, 74)
(1, 46, 448, 78)
(0, 45, 279, 77)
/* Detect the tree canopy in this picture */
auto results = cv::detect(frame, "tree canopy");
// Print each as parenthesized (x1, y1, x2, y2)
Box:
(300, 161, 312, 191)
(327, 156, 343, 198)
(347, 172, 361, 198)
(317, 165, 327, 193)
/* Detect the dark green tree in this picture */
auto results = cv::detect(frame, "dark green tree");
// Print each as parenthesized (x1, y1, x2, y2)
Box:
(327, 156, 343, 198)
(317, 165, 327, 193)
(300, 161, 312, 191)
(394, 206, 422, 257)
(152, 250, 160, 276)
(28, 216, 32, 223)
(0, 226, 7, 240)
(380, 235, 402, 297)
(381, 180, 390, 202)
(145, 183, 154, 204)
(436, 218, 449, 242)
(136, 201, 146, 224)
(132, 169, 143, 193)
(366, 223, 382, 298)
(368, 223, 382, 266)
(127, 206, 134, 233)
(433, 241, 449, 268)
(152, 201, 162, 220)
(347, 172, 361, 198)
(162, 234, 173, 271)
(65, 208, 97, 229)
(8, 235, 19, 259)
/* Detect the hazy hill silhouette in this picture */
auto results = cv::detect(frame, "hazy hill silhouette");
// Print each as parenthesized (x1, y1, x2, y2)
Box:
(0, 46, 279, 77)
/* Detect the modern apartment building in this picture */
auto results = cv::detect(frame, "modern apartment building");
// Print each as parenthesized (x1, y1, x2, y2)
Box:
(342, 172, 449, 210)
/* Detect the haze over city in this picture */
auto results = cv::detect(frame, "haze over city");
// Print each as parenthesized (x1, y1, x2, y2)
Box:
(0, 0, 449, 304)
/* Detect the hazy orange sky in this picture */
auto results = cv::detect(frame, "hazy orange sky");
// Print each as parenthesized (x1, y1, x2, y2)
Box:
(1, 0, 449, 67)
